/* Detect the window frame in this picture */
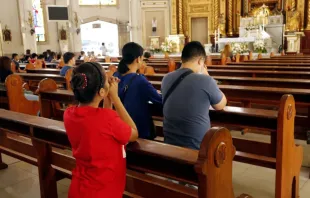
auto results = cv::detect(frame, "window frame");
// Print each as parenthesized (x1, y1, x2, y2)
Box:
(79, 0, 118, 7)
(33, 0, 49, 44)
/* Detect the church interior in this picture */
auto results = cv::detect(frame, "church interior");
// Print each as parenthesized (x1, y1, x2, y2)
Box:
(0, 0, 310, 197)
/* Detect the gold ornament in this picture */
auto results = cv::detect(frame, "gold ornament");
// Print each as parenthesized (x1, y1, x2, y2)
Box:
(227, 0, 233, 36)
(179, 0, 183, 34)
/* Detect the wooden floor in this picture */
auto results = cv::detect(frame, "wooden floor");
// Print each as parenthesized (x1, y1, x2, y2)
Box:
(0, 132, 309, 198)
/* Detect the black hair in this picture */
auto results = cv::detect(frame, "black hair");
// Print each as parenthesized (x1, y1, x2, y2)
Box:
(50, 52, 56, 58)
(31, 53, 38, 59)
(43, 52, 48, 58)
(26, 49, 31, 54)
(81, 51, 85, 55)
(71, 62, 106, 104)
(46, 49, 51, 54)
(143, 51, 151, 59)
(12, 53, 18, 59)
(57, 54, 61, 60)
(118, 42, 144, 74)
(38, 54, 45, 60)
(63, 52, 75, 64)
(181, 41, 206, 63)
(102, 43, 105, 46)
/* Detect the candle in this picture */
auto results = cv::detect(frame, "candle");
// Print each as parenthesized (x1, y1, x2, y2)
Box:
(218, 28, 220, 38)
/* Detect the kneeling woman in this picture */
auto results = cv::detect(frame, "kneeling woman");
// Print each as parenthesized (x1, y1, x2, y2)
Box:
(114, 42, 162, 139)
(64, 62, 138, 198)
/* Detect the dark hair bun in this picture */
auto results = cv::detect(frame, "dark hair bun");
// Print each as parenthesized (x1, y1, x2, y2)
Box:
(70, 62, 106, 104)
(71, 73, 86, 90)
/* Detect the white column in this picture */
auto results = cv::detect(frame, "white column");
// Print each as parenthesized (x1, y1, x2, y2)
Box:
(129, 0, 143, 45)
(17, 0, 37, 53)
(69, 0, 82, 53)
(55, 0, 74, 53)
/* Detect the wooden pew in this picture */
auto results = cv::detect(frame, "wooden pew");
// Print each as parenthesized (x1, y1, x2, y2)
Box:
(148, 75, 310, 89)
(4, 75, 40, 115)
(228, 62, 310, 66)
(37, 80, 303, 197)
(26, 68, 60, 75)
(208, 65, 310, 71)
(0, 109, 246, 198)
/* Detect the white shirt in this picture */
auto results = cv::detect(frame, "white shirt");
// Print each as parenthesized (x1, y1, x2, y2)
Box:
(152, 19, 157, 28)
(101, 46, 107, 56)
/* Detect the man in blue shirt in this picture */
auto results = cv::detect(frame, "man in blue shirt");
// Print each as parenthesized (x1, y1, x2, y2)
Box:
(60, 52, 76, 76)
(161, 41, 227, 150)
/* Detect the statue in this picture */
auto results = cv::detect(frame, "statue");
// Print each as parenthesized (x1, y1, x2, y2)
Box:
(218, 13, 226, 36)
(60, 27, 67, 40)
(152, 17, 157, 36)
(286, 3, 301, 32)
(3, 25, 12, 42)
(251, 4, 270, 25)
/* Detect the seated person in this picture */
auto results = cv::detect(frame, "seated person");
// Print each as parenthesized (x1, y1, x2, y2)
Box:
(221, 44, 234, 60)
(21, 49, 31, 63)
(29, 53, 38, 64)
(0, 56, 38, 101)
(139, 52, 155, 75)
(45, 50, 53, 62)
(65, 62, 138, 198)
(114, 42, 162, 139)
(50, 52, 58, 63)
(60, 52, 76, 76)
(161, 41, 227, 150)
(37, 54, 47, 68)
(12, 53, 25, 73)
(78, 51, 86, 60)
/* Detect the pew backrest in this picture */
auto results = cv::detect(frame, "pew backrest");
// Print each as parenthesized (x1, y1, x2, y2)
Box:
(5, 74, 40, 115)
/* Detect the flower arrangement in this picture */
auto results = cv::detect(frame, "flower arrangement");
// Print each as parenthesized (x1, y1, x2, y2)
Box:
(253, 39, 267, 53)
(161, 39, 176, 53)
(231, 42, 249, 54)
(149, 44, 161, 54)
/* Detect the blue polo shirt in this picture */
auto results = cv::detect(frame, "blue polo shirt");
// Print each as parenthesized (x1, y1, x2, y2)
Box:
(114, 72, 162, 139)
(60, 66, 72, 76)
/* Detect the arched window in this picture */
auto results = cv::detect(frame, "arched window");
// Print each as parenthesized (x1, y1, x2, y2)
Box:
(32, 0, 47, 42)
(79, 0, 117, 6)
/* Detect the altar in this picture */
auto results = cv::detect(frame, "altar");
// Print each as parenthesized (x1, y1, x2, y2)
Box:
(216, 4, 284, 54)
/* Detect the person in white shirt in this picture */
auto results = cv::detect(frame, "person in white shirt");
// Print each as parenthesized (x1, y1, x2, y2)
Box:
(152, 17, 157, 35)
(101, 43, 108, 56)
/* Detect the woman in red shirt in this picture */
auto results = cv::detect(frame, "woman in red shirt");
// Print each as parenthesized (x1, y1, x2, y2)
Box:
(64, 62, 138, 198)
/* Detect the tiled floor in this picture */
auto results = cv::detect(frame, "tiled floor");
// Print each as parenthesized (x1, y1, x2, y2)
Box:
(0, 154, 309, 198)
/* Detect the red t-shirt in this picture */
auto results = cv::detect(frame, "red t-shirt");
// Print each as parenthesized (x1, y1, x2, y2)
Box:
(64, 106, 131, 198)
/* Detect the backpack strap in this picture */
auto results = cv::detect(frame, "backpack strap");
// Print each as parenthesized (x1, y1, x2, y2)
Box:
(121, 74, 138, 103)
(163, 70, 193, 106)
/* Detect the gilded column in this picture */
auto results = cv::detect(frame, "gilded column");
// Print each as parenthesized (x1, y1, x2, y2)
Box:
(243, 0, 248, 15)
(306, 0, 310, 30)
(178, 0, 183, 34)
(291, 0, 295, 9)
(171, 0, 178, 34)
(227, 0, 233, 36)
(277, 0, 282, 10)
(183, 0, 188, 35)
(214, 0, 219, 30)
(297, 0, 305, 31)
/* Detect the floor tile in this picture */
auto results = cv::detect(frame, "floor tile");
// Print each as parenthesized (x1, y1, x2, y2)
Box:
(0, 166, 35, 188)
(1, 154, 20, 165)
(11, 161, 38, 176)
(232, 161, 252, 176)
(58, 178, 71, 187)
(300, 180, 310, 198)
(0, 177, 68, 198)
